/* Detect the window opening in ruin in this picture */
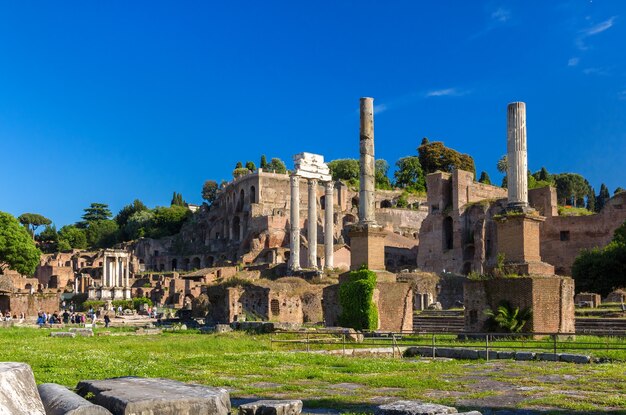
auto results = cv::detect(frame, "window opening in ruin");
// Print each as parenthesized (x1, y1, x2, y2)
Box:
(206, 256, 214, 267)
(250, 186, 256, 203)
(443, 216, 453, 250)
(381, 200, 392, 208)
(270, 299, 280, 316)
(171, 259, 177, 270)
(431, 205, 439, 213)
(184, 258, 190, 271)
(154, 250, 159, 257)
(233, 216, 241, 241)
(0, 295, 9, 313)
(192, 257, 201, 269)
(560, 231, 570, 241)
(351, 197, 359, 209)
(320, 195, 326, 210)
(237, 189, 245, 212)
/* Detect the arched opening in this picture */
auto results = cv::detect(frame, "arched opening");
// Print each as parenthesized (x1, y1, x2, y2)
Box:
(343, 214, 357, 227)
(171, 258, 178, 270)
(462, 261, 472, 275)
(206, 256, 214, 267)
(183, 258, 191, 271)
(233, 216, 241, 241)
(381, 200, 392, 208)
(236, 189, 245, 212)
(0, 295, 10, 313)
(250, 186, 256, 203)
(320, 195, 326, 210)
(192, 257, 201, 270)
(443, 216, 453, 250)
(49, 275, 59, 289)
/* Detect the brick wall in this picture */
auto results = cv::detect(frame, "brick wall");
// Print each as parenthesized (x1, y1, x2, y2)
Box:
(376, 282, 413, 332)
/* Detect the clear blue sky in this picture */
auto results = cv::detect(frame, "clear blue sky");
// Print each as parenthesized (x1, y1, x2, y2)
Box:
(1, 1, 625, 227)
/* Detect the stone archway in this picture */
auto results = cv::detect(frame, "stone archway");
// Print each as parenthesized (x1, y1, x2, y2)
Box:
(0, 294, 10, 314)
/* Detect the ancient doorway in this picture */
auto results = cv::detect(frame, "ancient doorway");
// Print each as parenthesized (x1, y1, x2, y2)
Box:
(270, 299, 280, 317)
(0, 295, 9, 313)
(250, 186, 256, 203)
(171, 258, 178, 270)
(192, 257, 201, 270)
(233, 216, 241, 241)
(443, 216, 453, 250)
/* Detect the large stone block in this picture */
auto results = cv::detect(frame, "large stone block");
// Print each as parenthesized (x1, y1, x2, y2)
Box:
(376, 400, 458, 415)
(69, 328, 94, 337)
(0, 362, 46, 415)
(559, 354, 591, 364)
(38, 383, 112, 415)
(51, 332, 76, 338)
(76, 377, 230, 415)
(514, 352, 535, 361)
(536, 353, 560, 362)
(239, 399, 303, 415)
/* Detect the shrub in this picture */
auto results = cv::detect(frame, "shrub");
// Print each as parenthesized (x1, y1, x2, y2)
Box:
(132, 297, 153, 310)
(338, 266, 378, 331)
(484, 301, 532, 333)
(112, 300, 133, 310)
(82, 300, 105, 311)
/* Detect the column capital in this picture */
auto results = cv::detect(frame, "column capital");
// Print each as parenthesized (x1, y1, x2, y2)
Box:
(307, 178, 318, 188)
(325, 181, 334, 192)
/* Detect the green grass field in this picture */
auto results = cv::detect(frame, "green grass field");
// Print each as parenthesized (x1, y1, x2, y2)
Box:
(1, 327, 625, 414)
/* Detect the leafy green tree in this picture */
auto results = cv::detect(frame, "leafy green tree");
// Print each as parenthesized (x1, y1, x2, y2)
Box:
(533, 167, 551, 182)
(170, 192, 185, 207)
(18, 213, 52, 238)
(260, 155, 268, 169)
(58, 225, 87, 250)
(572, 221, 626, 296)
(115, 200, 148, 228)
(417, 140, 475, 177)
(57, 239, 72, 252)
(235, 161, 243, 169)
(245, 161, 256, 171)
(201, 180, 219, 205)
(478, 171, 491, 185)
(36, 225, 58, 244)
(78, 203, 112, 228)
(148, 205, 191, 238)
(553, 173, 591, 207)
(0, 211, 41, 275)
(597, 183, 611, 212)
(85, 220, 118, 249)
(615, 187, 625, 195)
(233, 167, 250, 178)
(374, 159, 392, 190)
(394, 156, 425, 192)
(124, 210, 155, 240)
(328, 159, 360, 184)
(267, 158, 287, 174)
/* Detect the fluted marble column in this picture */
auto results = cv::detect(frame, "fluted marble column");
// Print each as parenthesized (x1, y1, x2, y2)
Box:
(308, 179, 318, 269)
(289, 174, 301, 271)
(324, 181, 334, 269)
(359, 97, 376, 224)
(507, 102, 528, 209)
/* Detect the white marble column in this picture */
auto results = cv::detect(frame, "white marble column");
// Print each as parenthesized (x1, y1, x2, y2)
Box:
(289, 174, 301, 271)
(125, 257, 129, 287)
(308, 179, 318, 269)
(324, 181, 334, 269)
(359, 97, 376, 224)
(507, 102, 528, 209)
(107, 258, 113, 287)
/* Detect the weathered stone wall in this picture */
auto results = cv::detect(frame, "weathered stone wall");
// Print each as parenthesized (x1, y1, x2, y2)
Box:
(376, 282, 413, 332)
(540, 192, 626, 275)
(0, 292, 60, 317)
(397, 272, 465, 309)
(464, 276, 575, 333)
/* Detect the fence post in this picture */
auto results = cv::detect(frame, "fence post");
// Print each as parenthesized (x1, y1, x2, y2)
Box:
(432, 333, 436, 358)
(485, 334, 490, 362)
(269, 332, 272, 351)
(392, 333, 396, 358)
(553, 334, 557, 357)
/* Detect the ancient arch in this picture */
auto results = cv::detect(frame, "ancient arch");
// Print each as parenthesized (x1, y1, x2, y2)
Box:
(250, 186, 256, 203)
(191, 257, 201, 270)
(233, 216, 241, 241)
(237, 189, 245, 212)
(381, 200, 392, 208)
(171, 258, 178, 270)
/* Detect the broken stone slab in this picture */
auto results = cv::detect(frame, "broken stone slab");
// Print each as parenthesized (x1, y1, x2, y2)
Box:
(76, 376, 230, 415)
(536, 353, 560, 362)
(239, 399, 303, 415)
(456, 412, 482, 415)
(497, 351, 516, 360)
(514, 352, 535, 361)
(0, 362, 46, 415)
(38, 383, 112, 415)
(375, 400, 458, 415)
(50, 331, 76, 338)
(559, 353, 591, 364)
(215, 324, 233, 333)
(69, 328, 94, 337)
(477, 350, 498, 360)
(403, 347, 434, 358)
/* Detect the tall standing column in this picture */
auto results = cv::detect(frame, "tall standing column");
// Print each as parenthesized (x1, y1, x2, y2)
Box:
(507, 102, 528, 210)
(359, 97, 376, 224)
(289, 174, 301, 271)
(308, 179, 318, 269)
(125, 257, 129, 287)
(324, 181, 334, 269)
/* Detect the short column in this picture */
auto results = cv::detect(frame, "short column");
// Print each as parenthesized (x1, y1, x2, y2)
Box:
(308, 179, 318, 269)
(324, 181, 334, 269)
(289, 174, 301, 271)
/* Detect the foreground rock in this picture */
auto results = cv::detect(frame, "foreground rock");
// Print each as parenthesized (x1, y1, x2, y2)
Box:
(376, 400, 458, 415)
(76, 377, 230, 415)
(0, 362, 46, 415)
(239, 399, 303, 415)
(38, 383, 112, 415)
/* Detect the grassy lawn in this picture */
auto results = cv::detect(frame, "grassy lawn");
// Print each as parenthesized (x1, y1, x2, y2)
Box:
(1, 327, 625, 414)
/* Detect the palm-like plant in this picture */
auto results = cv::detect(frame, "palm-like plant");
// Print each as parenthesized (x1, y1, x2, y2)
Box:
(484, 301, 532, 333)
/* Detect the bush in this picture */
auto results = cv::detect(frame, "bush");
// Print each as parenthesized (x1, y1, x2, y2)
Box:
(82, 300, 105, 311)
(133, 297, 153, 310)
(112, 300, 133, 310)
(338, 266, 378, 331)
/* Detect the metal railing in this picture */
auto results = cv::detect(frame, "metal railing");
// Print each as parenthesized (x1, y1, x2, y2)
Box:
(269, 330, 626, 360)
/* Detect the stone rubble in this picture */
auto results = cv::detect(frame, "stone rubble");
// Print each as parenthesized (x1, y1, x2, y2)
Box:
(0, 362, 46, 415)
(38, 383, 112, 415)
(239, 399, 303, 415)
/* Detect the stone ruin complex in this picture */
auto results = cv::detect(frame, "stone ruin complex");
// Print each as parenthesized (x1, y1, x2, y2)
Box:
(2, 97, 625, 333)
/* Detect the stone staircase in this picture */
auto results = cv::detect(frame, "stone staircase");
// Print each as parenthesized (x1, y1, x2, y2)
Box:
(575, 318, 626, 334)
(412, 310, 465, 333)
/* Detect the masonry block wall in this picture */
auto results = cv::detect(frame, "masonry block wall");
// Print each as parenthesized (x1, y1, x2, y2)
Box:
(464, 276, 575, 333)
(376, 282, 413, 332)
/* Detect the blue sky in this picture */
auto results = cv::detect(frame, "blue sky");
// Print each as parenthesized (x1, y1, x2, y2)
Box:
(1, 1, 625, 227)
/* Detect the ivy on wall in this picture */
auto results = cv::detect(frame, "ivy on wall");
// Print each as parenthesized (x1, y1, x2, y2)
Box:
(338, 266, 378, 331)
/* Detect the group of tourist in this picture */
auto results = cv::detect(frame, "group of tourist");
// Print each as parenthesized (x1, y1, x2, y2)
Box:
(2, 311, 24, 321)
(35, 310, 94, 326)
